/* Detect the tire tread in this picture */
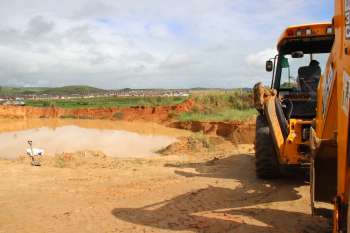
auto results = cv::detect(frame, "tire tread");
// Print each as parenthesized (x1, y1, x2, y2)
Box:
(255, 115, 281, 179)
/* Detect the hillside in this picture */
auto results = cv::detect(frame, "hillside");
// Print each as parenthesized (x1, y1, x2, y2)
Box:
(0, 85, 107, 96)
(44, 86, 106, 95)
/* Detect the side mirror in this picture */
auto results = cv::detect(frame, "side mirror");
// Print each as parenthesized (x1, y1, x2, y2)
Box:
(291, 51, 304, 58)
(266, 60, 273, 72)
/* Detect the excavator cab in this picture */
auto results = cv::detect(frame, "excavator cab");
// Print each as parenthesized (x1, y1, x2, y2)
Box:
(253, 23, 334, 178)
(269, 25, 334, 119)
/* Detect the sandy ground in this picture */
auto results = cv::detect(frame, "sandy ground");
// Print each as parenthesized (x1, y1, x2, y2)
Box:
(0, 143, 329, 233)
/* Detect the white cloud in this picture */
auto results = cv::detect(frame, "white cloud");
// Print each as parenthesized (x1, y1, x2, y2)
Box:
(160, 54, 195, 69)
(0, 0, 332, 88)
(246, 49, 277, 67)
(26, 16, 55, 36)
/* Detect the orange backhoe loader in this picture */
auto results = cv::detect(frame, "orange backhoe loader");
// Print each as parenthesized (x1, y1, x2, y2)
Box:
(310, 0, 350, 232)
(255, 1, 350, 231)
(253, 23, 334, 178)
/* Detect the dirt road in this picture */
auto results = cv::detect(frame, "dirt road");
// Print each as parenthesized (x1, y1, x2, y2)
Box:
(0, 144, 328, 233)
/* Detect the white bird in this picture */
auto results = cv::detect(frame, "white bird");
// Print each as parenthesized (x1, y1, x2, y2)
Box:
(26, 148, 44, 157)
(27, 140, 43, 166)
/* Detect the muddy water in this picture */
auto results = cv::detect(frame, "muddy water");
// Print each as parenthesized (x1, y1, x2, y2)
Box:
(0, 119, 188, 159)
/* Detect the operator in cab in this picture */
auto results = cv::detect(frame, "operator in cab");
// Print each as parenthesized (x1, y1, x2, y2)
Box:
(297, 60, 321, 93)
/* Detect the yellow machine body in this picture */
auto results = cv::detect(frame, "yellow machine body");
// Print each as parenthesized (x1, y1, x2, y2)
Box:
(253, 22, 334, 173)
(256, 1, 350, 231)
(283, 119, 313, 164)
(263, 95, 312, 165)
(310, 1, 350, 232)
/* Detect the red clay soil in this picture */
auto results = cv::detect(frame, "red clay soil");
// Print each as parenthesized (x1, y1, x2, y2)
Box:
(169, 120, 255, 144)
(0, 99, 195, 123)
(0, 99, 256, 143)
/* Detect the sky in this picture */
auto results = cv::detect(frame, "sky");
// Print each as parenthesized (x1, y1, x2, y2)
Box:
(0, 0, 333, 89)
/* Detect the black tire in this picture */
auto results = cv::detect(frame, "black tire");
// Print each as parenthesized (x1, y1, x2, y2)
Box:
(255, 115, 281, 179)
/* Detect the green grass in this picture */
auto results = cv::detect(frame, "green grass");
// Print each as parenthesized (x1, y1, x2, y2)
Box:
(190, 90, 253, 109)
(178, 108, 257, 122)
(177, 90, 257, 122)
(25, 96, 187, 108)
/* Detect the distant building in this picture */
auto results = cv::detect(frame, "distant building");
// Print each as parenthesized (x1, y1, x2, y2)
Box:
(1, 97, 25, 106)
